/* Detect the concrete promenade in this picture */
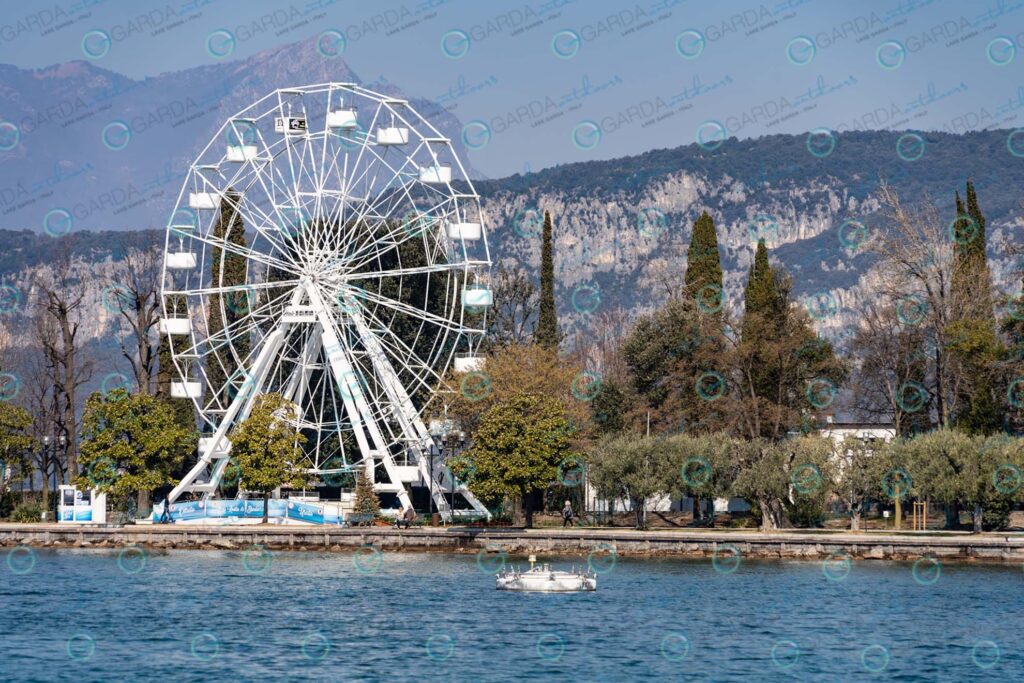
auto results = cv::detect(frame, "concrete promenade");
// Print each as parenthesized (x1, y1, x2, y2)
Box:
(3, 524, 1024, 562)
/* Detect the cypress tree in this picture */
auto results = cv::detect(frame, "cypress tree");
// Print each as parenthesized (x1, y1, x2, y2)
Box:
(534, 210, 560, 349)
(964, 180, 987, 262)
(737, 239, 845, 439)
(684, 211, 723, 304)
(742, 239, 783, 330)
(683, 211, 726, 437)
(950, 181, 1001, 434)
(592, 379, 626, 434)
(206, 190, 251, 405)
(951, 191, 969, 252)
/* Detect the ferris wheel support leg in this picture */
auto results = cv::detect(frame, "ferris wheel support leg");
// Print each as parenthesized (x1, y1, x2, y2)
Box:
(166, 324, 291, 506)
(282, 326, 322, 408)
(308, 286, 414, 512)
(342, 295, 491, 521)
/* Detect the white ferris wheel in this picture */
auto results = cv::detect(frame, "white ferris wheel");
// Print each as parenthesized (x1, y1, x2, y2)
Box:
(159, 83, 491, 519)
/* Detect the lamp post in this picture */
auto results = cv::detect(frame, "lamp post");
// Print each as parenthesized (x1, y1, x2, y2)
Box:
(57, 433, 66, 490)
(447, 431, 466, 525)
(41, 435, 51, 512)
(428, 441, 439, 525)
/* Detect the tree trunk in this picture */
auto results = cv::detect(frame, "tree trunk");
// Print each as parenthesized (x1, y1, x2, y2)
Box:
(944, 502, 960, 529)
(759, 497, 790, 532)
(524, 495, 534, 529)
(894, 496, 902, 530)
(850, 506, 862, 532)
(633, 497, 646, 529)
(513, 494, 525, 527)
(136, 489, 150, 519)
(758, 497, 775, 531)
(972, 504, 983, 533)
(61, 320, 78, 477)
(262, 491, 269, 524)
(692, 493, 702, 523)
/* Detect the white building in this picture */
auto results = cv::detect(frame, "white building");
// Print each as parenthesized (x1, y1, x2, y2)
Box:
(819, 418, 896, 445)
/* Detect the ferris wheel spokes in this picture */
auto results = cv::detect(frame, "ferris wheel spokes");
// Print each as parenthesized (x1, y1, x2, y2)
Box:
(162, 83, 491, 519)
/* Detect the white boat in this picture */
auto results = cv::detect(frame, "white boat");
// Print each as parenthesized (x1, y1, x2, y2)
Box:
(496, 555, 597, 592)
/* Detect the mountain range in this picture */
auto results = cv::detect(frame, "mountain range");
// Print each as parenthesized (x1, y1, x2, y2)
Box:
(2, 41, 1024, 401)
(0, 39, 473, 233)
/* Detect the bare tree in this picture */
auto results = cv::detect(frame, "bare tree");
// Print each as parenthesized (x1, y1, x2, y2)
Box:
(869, 183, 973, 429)
(585, 306, 634, 383)
(485, 264, 538, 348)
(22, 321, 65, 508)
(111, 231, 162, 395)
(848, 297, 930, 435)
(32, 239, 92, 476)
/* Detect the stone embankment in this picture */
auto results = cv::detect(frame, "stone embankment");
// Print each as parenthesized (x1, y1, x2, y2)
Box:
(2, 524, 1024, 562)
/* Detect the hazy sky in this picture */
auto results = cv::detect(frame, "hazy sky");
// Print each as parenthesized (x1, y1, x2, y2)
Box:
(1, 0, 1022, 177)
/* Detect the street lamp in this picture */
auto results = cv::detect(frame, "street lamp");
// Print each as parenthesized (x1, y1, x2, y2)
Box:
(57, 433, 66, 489)
(427, 441, 439, 524)
(440, 432, 449, 525)
(447, 431, 466, 524)
(41, 435, 51, 510)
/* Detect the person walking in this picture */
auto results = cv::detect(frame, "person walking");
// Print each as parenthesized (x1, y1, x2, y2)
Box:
(562, 500, 575, 527)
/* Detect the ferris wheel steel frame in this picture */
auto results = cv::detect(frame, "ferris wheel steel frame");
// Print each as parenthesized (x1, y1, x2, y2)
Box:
(159, 82, 491, 520)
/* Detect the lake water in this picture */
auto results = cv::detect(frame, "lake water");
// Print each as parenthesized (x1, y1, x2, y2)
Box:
(1, 546, 1022, 681)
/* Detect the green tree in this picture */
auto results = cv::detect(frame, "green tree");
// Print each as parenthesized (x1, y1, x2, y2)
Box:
(1001, 273, 1024, 432)
(737, 238, 788, 420)
(587, 433, 673, 529)
(591, 378, 627, 434)
(534, 210, 560, 349)
(742, 239, 786, 336)
(663, 432, 737, 526)
(730, 435, 834, 531)
(206, 190, 251, 405)
(949, 181, 1001, 434)
(622, 295, 724, 432)
(455, 393, 576, 528)
(0, 403, 34, 500)
(904, 429, 1023, 532)
(684, 211, 723, 303)
(352, 467, 380, 524)
(77, 389, 197, 515)
(229, 393, 308, 523)
(830, 436, 888, 531)
(731, 241, 846, 439)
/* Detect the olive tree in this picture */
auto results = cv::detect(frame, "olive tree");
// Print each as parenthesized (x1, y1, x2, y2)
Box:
(731, 435, 835, 531)
(663, 432, 737, 527)
(830, 436, 889, 531)
(586, 434, 674, 529)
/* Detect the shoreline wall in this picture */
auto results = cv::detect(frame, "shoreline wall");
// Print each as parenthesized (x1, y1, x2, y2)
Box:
(3, 524, 1024, 563)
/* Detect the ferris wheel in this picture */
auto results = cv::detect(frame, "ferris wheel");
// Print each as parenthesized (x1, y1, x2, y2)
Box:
(159, 83, 491, 519)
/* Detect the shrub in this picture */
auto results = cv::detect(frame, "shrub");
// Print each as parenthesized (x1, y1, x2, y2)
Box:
(787, 496, 827, 528)
(0, 489, 16, 518)
(982, 497, 1012, 531)
(11, 502, 43, 523)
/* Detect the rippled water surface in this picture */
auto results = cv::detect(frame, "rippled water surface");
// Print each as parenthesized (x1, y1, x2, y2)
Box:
(2, 547, 1022, 681)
